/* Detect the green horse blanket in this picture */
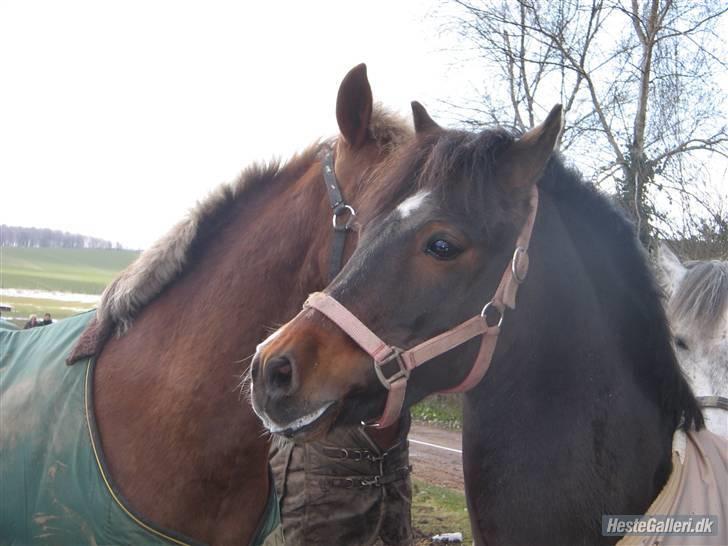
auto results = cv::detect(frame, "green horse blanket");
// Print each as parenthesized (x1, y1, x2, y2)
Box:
(0, 311, 283, 546)
(0, 320, 20, 331)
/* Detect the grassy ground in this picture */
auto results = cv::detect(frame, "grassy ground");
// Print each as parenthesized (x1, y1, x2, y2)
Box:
(411, 479, 471, 545)
(411, 394, 463, 430)
(407, 394, 467, 542)
(0, 247, 138, 294)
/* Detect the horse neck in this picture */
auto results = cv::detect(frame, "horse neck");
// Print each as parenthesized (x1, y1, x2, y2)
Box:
(94, 158, 333, 542)
(462, 192, 676, 545)
(105, 158, 334, 401)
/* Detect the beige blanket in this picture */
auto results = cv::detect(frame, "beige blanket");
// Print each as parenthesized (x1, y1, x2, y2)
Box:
(617, 429, 727, 546)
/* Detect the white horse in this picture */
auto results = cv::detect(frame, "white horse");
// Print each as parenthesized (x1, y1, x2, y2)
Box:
(656, 243, 728, 437)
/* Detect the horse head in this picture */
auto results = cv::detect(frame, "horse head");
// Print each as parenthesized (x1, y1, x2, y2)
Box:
(656, 244, 728, 435)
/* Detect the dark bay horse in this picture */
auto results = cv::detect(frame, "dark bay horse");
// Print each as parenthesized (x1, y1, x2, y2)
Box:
(252, 105, 728, 544)
(1, 64, 410, 545)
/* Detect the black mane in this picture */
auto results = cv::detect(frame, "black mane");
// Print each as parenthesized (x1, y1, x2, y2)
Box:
(538, 157, 703, 431)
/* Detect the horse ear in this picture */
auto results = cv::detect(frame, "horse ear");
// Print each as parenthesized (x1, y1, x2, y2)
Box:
(656, 243, 686, 297)
(497, 104, 563, 190)
(411, 101, 441, 133)
(336, 63, 373, 150)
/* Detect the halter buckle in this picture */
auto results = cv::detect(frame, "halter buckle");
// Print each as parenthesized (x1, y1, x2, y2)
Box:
(374, 348, 409, 390)
(332, 205, 357, 231)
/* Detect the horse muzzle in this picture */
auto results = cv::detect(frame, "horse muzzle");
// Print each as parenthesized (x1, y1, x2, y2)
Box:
(249, 310, 370, 439)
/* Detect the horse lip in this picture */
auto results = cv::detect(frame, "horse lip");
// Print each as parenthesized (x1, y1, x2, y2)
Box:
(270, 401, 336, 436)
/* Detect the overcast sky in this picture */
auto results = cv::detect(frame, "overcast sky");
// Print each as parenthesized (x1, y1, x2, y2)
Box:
(3, 2, 724, 250)
(1, 0, 486, 249)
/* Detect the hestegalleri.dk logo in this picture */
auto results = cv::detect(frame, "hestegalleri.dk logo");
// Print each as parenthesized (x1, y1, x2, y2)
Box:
(602, 515, 718, 537)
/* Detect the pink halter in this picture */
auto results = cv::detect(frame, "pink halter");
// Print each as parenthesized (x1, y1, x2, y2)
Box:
(304, 187, 539, 428)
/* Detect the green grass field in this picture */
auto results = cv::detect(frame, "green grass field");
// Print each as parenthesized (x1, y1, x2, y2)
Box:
(1, 294, 98, 327)
(1, 247, 138, 294)
(0, 247, 139, 326)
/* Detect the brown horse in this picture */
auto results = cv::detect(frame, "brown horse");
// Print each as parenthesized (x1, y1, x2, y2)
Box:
(55, 64, 410, 545)
(250, 105, 728, 545)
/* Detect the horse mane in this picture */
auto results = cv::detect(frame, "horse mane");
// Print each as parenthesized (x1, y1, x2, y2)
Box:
(364, 126, 703, 431)
(536, 153, 704, 431)
(66, 106, 410, 364)
(671, 259, 728, 337)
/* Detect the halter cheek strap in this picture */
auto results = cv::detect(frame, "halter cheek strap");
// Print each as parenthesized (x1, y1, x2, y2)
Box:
(304, 186, 539, 428)
(321, 148, 357, 281)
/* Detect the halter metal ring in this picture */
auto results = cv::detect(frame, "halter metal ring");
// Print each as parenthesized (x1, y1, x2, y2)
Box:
(511, 246, 528, 284)
(332, 205, 357, 231)
(480, 301, 504, 328)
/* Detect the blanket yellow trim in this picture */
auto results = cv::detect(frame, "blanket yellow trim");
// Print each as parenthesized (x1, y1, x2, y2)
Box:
(83, 359, 193, 546)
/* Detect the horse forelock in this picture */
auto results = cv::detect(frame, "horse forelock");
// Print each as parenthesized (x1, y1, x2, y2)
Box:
(671, 260, 728, 338)
(94, 105, 409, 340)
(362, 127, 519, 231)
(368, 103, 411, 152)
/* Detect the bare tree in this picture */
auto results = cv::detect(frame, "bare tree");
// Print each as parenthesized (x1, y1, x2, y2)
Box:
(443, 0, 727, 246)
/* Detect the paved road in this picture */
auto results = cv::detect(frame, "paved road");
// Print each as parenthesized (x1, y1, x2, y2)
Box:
(409, 422, 464, 491)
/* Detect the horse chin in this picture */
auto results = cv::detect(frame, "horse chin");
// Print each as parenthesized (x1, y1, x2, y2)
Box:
(273, 401, 341, 443)
(331, 385, 390, 428)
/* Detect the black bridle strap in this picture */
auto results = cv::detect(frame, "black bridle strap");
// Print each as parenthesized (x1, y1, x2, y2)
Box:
(321, 148, 356, 281)
(329, 229, 348, 282)
(322, 149, 345, 214)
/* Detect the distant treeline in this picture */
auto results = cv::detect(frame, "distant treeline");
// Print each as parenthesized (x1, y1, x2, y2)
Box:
(1, 225, 124, 249)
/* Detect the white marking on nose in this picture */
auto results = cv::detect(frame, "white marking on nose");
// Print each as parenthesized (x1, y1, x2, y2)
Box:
(396, 190, 430, 219)
(269, 402, 334, 434)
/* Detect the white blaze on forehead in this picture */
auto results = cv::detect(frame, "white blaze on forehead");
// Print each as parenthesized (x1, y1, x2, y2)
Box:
(396, 190, 430, 219)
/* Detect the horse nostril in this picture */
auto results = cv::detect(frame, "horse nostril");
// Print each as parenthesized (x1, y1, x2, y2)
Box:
(265, 356, 296, 397)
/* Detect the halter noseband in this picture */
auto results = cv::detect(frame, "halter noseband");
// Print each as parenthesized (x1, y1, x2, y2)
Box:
(303, 186, 539, 428)
(321, 147, 357, 281)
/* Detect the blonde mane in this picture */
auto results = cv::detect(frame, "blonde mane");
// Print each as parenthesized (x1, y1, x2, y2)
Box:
(97, 105, 410, 336)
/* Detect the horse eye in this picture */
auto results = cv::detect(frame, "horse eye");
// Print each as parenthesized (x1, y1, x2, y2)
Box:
(425, 238, 462, 260)
(675, 337, 689, 350)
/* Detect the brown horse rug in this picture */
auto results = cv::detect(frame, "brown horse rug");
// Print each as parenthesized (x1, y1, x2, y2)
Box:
(0, 311, 283, 546)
